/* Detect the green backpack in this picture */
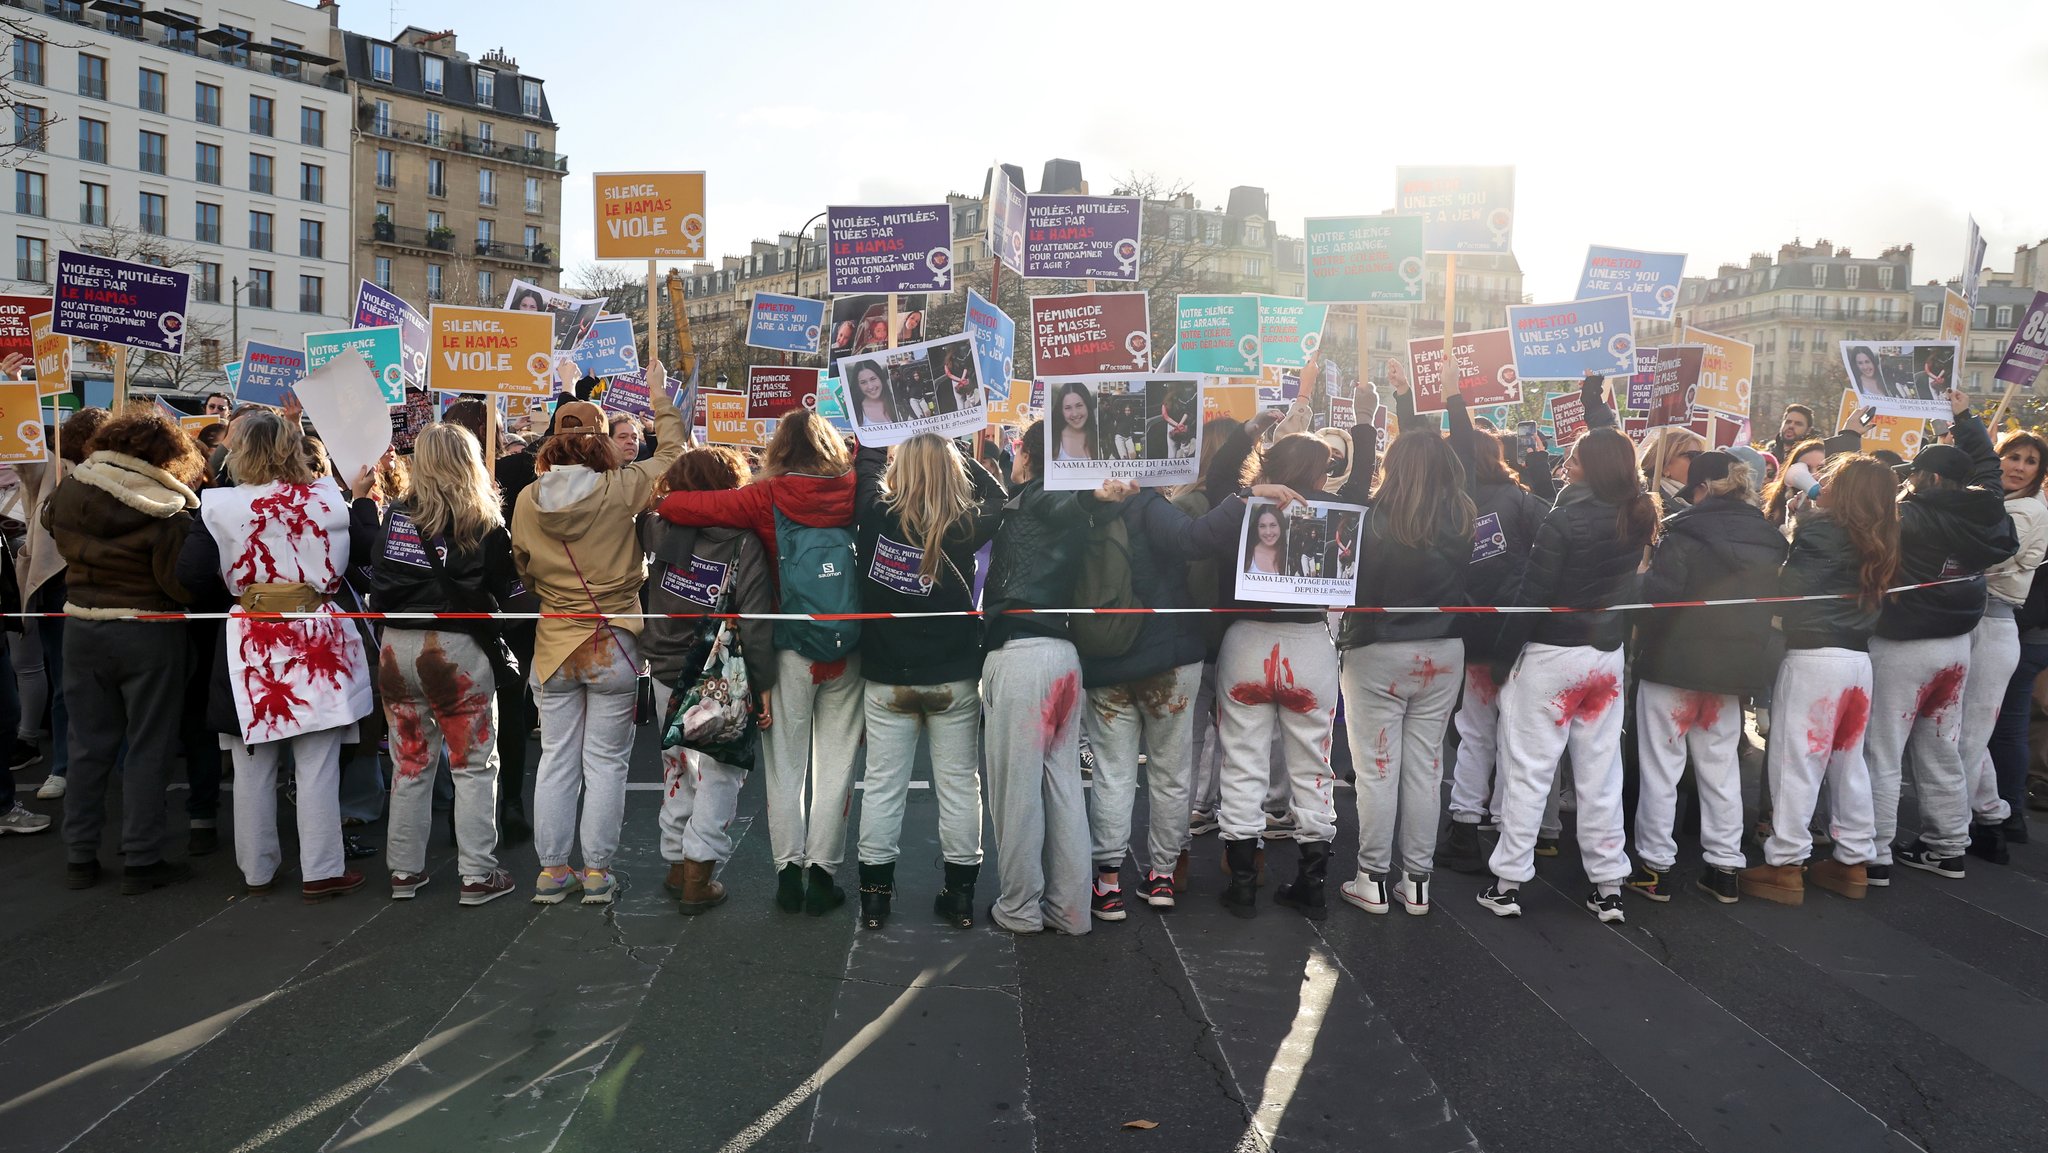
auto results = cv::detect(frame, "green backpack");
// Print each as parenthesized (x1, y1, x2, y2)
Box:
(1069, 513, 1143, 660)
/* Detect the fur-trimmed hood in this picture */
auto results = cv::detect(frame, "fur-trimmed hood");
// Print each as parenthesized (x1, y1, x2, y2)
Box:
(71, 451, 198, 519)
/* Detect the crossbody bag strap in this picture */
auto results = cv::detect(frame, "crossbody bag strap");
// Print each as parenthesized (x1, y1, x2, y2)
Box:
(562, 540, 636, 669)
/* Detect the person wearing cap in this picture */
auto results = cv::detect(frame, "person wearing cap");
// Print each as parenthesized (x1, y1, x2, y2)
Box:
(1867, 390, 2018, 884)
(510, 363, 686, 907)
(1958, 430, 2048, 863)
(1626, 450, 1787, 904)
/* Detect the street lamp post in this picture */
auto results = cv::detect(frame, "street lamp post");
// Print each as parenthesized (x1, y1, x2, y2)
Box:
(792, 210, 828, 299)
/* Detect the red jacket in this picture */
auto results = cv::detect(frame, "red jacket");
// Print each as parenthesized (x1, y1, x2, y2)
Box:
(655, 471, 856, 569)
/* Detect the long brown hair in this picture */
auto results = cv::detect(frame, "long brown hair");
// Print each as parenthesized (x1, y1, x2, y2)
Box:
(760, 408, 850, 479)
(661, 445, 750, 495)
(1259, 433, 1331, 494)
(1996, 429, 2048, 499)
(1375, 433, 1475, 549)
(1819, 454, 1901, 610)
(1575, 428, 1658, 546)
(1468, 429, 1520, 489)
(1763, 436, 1828, 525)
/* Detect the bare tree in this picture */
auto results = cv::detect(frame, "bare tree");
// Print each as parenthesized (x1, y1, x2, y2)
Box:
(1, 16, 82, 169)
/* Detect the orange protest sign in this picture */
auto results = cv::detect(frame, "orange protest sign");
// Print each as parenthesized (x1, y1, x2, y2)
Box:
(0, 381, 49, 462)
(30, 313, 67, 398)
(1202, 382, 1259, 422)
(1837, 390, 1925, 461)
(1939, 289, 1970, 343)
(592, 172, 707, 261)
(702, 391, 771, 449)
(427, 305, 554, 397)
(986, 379, 1037, 428)
(1681, 325, 1754, 417)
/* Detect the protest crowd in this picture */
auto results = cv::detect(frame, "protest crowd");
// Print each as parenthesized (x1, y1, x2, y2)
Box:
(5, 166, 2045, 940)
(3, 346, 2044, 932)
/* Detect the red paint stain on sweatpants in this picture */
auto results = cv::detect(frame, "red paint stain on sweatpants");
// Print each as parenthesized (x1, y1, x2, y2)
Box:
(1804, 685, 1873, 756)
(1229, 644, 1319, 714)
(1913, 664, 1966, 719)
(1041, 671, 1080, 748)
(1671, 691, 1723, 736)
(1551, 671, 1619, 727)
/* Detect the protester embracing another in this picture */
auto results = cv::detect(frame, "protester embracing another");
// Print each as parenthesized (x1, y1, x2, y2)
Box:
(178, 409, 379, 901)
(655, 408, 864, 916)
(511, 364, 685, 906)
(368, 423, 523, 907)
(44, 409, 203, 893)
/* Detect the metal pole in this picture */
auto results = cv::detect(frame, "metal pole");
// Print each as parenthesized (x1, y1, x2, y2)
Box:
(231, 275, 239, 352)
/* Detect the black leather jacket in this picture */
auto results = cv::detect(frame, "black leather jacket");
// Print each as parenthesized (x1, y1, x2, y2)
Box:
(367, 503, 521, 637)
(1497, 484, 1643, 655)
(983, 477, 1100, 652)
(1634, 495, 1788, 694)
(1338, 504, 1470, 649)
(1779, 512, 1881, 650)
(1875, 410, 2018, 640)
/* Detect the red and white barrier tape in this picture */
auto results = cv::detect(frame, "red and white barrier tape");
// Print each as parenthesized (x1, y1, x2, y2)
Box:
(8, 577, 1971, 622)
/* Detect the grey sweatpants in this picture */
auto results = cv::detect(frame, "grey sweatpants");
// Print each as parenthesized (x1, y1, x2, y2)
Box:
(1215, 620, 1339, 844)
(981, 637, 1089, 935)
(1867, 634, 1972, 861)
(761, 648, 865, 875)
(859, 677, 982, 866)
(1342, 638, 1462, 877)
(1084, 661, 1201, 876)
(62, 619, 186, 867)
(1961, 607, 2021, 824)
(381, 630, 500, 880)
(533, 629, 640, 872)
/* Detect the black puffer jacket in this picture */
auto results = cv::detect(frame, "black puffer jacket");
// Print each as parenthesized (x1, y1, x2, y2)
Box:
(1443, 394, 1550, 656)
(982, 477, 1101, 652)
(1497, 484, 1644, 655)
(1779, 511, 1882, 650)
(855, 446, 1004, 685)
(1081, 491, 1206, 689)
(1338, 504, 1470, 648)
(1634, 495, 1788, 694)
(1876, 410, 2018, 641)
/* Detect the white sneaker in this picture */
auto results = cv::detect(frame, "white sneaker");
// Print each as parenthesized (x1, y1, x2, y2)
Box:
(1262, 811, 1299, 841)
(1394, 872, 1430, 916)
(1753, 706, 1772, 738)
(1339, 872, 1389, 914)
(34, 776, 65, 800)
(0, 803, 51, 834)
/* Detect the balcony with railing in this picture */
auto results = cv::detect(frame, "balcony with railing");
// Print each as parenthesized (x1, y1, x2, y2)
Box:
(478, 188, 497, 208)
(361, 114, 569, 172)
(368, 222, 550, 266)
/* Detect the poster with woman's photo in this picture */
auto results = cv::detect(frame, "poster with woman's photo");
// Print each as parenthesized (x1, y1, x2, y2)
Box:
(826, 294, 931, 373)
(838, 333, 987, 447)
(1841, 340, 1959, 419)
(1234, 497, 1365, 606)
(1040, 375, 1203, 490)
(505, 279, 606, 352)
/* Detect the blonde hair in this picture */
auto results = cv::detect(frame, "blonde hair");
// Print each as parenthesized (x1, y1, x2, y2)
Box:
(1698, 461, 1758, 506)
(1639, 427, 1706, 485)
(880, 434, 977, 582)
(225, 410, 317, 486)
(407, 424, 502, 552)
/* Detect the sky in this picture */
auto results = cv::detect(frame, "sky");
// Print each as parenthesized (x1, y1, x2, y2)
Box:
(344, 0, 2048, 301)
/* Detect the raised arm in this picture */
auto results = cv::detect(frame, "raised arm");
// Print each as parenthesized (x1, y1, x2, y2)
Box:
(1581, 371, 1617, 430)
(624, 361, 687, 492)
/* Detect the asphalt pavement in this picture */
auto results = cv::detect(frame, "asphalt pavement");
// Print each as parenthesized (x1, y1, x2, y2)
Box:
(2, 722, 2046, 1153)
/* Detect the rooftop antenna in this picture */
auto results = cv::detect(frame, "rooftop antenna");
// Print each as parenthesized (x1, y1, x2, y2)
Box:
(388, 0, 400, 37)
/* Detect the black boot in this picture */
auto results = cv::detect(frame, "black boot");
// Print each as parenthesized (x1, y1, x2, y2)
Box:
(2004, 813, 2030, 845)
(934, 861, 978, 929)
(1968, 822, 2010, 866)
(775, 863, 806, 913)
(805, 863, 846, 916)
(1273, 842, 1330, 920)
(858, 861, 894, 930)
(1221, 839, 1259, 919)
(1435, 820, 1487, 874)
(499, 793, 532, 845)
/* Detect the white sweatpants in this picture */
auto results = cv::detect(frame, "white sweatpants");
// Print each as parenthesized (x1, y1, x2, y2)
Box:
(1633, 681, 1746, 872)
(760, 648, 866, 875)
(1084, 661, 1201, 876)
(1448, 662, 1565, 836)
(1866, 634, 1972, 861)
(533, 630, 639, 872)
(1343, 639, 1463, 876)
(1487, 644, 1629, 887)
(982, 637, 1089, 935)
(651, 681, 746, 865)
(1762, 647, 1877, 867)
(859, 678, 983, 866)
(1961, 610, 2020, 825)
(1215, 621, 1339, 844)
(229, 726, 347, 887)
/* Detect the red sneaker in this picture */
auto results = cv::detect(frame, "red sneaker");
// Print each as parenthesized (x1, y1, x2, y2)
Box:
(459, 870, 516, 907)
(390, 872, 429, 900)
(303, 870, 365, 903)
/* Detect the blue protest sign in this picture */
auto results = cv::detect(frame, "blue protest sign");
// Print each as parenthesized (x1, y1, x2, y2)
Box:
(237, 341, 305, 407)
(1578, 246, 1688, 320)
(965, 290, 1016, 398)
(1393, 166, 1515, 256)
(745, 292, 827, 355)
(1508, 295, 1636, 381)
(568, 314, 640, 378)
